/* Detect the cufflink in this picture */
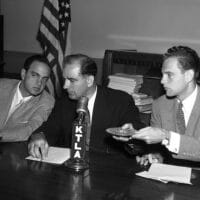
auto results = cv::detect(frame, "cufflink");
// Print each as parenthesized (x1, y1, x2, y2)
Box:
(161, 129, 170, 146)
(162, 138, 169, 146)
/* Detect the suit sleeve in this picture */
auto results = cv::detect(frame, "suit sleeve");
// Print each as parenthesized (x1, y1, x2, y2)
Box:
(151, 98, 200, 162)
(172, 135, 200, 162)
(31, 99, 64, 146)
(150, 100, 162, 128)
(118, 94, 145, 130)
(0, 96, 55, 142)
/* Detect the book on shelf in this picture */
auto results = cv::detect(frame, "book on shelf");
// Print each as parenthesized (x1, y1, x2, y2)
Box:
(108, 74, 153, 113)
(132, 92, 153, 113)
(137, 104, 152, 113)
(133, 96, 153, 106)
(108, 73, 143, 84)
(108, 73, 143, 94)
(108, 83, 142, 94)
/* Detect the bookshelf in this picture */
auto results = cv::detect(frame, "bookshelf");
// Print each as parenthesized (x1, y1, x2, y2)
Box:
(102, 49, 165, 99)
(102, 50, 165, 125)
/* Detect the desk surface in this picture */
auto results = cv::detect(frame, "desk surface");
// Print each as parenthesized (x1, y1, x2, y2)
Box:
(0, 142, 200, 200)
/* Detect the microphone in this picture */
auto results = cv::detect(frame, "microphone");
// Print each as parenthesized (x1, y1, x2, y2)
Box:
(76, 96, 88, 114)
(65, 96, 89, 172)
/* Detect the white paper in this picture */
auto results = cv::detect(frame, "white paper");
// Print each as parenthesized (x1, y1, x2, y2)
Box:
(136, 163, 192, 184)
(26, 147, 70, 164)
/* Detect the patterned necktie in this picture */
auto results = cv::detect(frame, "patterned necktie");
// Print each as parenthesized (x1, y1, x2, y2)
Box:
(176, 101, 186, 135)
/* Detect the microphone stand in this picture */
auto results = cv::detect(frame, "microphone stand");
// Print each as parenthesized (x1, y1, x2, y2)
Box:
(65, 97, 89, 172)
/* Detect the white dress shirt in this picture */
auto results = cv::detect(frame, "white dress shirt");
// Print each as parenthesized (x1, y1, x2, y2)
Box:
(87, 86, 97, 123)
(6, 82, 32, 121)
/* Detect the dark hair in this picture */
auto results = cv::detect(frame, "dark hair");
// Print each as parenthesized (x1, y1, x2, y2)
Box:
(164, 46, 200, 80)
(23, 54, 50, 71)
(63, 54, 97, 77)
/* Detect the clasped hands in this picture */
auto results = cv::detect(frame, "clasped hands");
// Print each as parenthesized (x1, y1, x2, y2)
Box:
(113, 124, 167, 166)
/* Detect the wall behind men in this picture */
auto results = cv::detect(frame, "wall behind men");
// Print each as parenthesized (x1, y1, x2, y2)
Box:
(2, 0, 200, 74)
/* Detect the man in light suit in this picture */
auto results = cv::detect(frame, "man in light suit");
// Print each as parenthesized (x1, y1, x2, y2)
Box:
(116, 46, 200, 163)
(28, 54, 145, 158)
(0, 54, 55, 142)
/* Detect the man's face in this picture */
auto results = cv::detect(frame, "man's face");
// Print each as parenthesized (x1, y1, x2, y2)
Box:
(20, 61, 50, 97)
(63, 62, 89, 100)
(161, 57, 189, 99)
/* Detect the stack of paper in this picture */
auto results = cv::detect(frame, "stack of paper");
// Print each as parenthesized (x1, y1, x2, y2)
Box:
(136, 163, 192, 184)
(132, 93, 153, 113)
(108, 73, 143, 94)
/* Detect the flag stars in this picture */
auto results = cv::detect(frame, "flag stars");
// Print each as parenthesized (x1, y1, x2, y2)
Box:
(61, 22, 65, 27)
(64, 12, 69, 17)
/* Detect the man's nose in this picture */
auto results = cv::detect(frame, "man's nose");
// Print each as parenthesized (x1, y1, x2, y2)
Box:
(37, 78, 43, 87)
(63, 80, 70, 89)
(160, 76, 165, 85)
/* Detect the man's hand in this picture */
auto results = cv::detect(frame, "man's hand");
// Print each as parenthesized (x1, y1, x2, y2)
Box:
(132, 127, 168, 144)
(28, 133, 49, 159)
(136, 153, 164, 166)
(112, 123, 134, 142)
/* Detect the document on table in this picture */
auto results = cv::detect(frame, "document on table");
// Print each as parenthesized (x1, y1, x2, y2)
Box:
(26, 147, 70, 164)
(136, 163, 192, 184)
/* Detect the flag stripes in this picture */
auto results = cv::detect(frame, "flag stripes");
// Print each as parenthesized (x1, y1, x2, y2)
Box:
(37, 0, 71, 97)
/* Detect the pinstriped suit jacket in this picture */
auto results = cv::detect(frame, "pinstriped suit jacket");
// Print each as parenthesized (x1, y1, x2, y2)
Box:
(151, 86, 200, 162)
(0, 78, 55, 142)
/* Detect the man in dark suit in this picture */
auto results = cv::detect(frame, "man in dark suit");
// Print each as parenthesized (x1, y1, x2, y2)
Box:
(28, 54, 144, 158)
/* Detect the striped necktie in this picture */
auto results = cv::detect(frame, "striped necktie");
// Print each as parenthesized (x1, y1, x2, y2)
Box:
(176, 101, 186, 135)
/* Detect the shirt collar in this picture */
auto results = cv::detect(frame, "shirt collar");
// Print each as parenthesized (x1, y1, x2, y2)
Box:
(17, 81, 32, 103)
(179, 85, 198, 125)
(182, 85, 198, 108)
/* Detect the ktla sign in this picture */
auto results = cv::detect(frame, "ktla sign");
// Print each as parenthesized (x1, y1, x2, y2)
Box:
(71, 123, 86, 159)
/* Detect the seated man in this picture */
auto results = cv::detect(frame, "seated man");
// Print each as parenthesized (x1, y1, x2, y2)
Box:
(0, 54, 55, 142)
(28, 54, 145, 158)
(116, 46, 200, 164)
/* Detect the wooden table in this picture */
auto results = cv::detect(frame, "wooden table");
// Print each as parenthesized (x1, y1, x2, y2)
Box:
(0, 142, 200, 200)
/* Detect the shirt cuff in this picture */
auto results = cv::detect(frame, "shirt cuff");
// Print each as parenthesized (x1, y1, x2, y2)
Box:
(163, 131, 180, 154)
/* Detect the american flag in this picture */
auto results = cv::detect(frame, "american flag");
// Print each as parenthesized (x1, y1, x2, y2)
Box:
(37, 0, 71, 97)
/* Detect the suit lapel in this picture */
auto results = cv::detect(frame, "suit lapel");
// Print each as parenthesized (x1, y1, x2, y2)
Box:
(9, 96, 39, 120)
(166, 98, 178, 132)
(0, 82, 18, 127)
(91, 87, 110, 135)
(186, 86, 200, 136)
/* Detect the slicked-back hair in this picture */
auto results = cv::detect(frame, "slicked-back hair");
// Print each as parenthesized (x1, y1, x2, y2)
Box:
(23, 54, 50, 71)
(164, 46, 200, 80)
(63, 54, 97, 77)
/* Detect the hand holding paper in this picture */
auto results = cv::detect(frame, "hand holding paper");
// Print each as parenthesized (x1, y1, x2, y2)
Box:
(26, 147, 70, 164)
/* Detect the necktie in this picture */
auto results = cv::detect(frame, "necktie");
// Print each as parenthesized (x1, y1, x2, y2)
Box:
(85, 108, 91, 151)
(176, 101, 186, 135)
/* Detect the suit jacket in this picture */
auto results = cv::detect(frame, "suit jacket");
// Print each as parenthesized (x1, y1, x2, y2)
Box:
(37, 86, 144, 154)
(151, 86, 200, 162)
(0, 79, 55, 142)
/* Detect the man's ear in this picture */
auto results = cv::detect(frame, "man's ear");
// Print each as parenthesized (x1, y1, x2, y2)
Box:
(21, 69, 26, 80)
(87, 75, 94, 87)
(185, 69, 194, 83)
